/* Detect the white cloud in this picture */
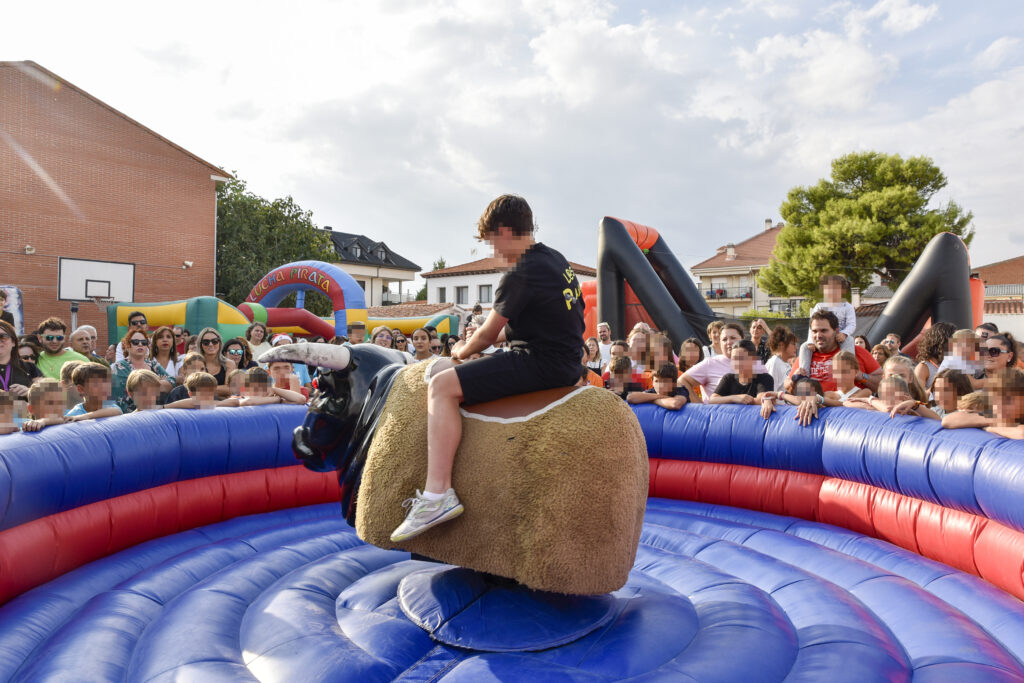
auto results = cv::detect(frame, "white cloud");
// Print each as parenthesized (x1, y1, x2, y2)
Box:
(846, 0, 938, 38)
(974, 37, 1021, 71)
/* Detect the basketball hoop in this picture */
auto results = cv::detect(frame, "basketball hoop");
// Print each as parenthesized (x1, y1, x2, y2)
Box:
(90, 296, 116, 312)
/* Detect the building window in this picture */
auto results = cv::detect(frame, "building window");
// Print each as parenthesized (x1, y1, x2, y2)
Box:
(356, 280, 366, 291)
(438, 287, 446, 303)
(478, 284, 492, 304)
(375, 247, 386, 261)
(351, 245, 362, 258)
(456, 286, 469, 305)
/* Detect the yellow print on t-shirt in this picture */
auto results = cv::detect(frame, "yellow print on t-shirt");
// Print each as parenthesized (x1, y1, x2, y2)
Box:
(561, 266, 581, 311)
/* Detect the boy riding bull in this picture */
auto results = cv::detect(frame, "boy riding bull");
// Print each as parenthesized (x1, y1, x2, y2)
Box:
(390, 194, 585, 541)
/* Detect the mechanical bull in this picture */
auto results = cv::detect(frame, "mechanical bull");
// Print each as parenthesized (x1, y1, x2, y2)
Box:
(262, 342, 648, 594)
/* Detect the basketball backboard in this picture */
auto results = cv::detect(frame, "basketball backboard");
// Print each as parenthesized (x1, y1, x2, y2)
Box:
(58, 257, 135, 302)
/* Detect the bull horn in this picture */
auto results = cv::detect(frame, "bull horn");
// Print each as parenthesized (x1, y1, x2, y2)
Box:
(257, 343, 351, 370)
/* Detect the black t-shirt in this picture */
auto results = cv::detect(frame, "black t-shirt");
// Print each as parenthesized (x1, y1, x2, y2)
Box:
(165, 384, 190, 403)
(614, 381, 644, 401)
(644, 385, 690, 401)
(0, 360, 42, 396)
(714, 373, 774, 398)
(494, 242, 584, 369)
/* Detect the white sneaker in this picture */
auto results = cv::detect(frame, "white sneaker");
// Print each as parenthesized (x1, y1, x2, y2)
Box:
(389, 488, 464, 542)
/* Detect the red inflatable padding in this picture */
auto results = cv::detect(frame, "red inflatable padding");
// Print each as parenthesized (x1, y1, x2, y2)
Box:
(650, 459, 825, 520)
(651, 458, 1024, 601)
(0, 465, 337, 605)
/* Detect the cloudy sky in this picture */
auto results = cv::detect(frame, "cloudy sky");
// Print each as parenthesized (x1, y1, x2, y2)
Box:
(8, 0, 1024, 284)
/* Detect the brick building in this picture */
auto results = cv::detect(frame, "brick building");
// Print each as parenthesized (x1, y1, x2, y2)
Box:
(0, 61, 229, 344)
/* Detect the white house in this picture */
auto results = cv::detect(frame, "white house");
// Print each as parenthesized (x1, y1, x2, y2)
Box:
(422, 257, 596, 309)
(325, 228, 420, 307)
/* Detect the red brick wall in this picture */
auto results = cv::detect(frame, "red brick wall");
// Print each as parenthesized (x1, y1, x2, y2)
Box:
(0, 62, 222, 347)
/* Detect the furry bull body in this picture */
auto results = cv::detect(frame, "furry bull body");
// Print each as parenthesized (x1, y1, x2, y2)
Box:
(261, 343, 649, 593)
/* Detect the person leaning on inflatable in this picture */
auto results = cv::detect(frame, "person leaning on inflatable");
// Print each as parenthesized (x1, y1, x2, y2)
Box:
(390, 194, 585, 542)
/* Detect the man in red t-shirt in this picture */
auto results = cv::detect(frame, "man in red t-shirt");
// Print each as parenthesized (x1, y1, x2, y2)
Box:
(790, 310, 881, 393)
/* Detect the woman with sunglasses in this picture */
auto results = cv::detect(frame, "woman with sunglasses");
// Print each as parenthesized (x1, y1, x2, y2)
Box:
(982, 333, 1019, 383)
(111, 329, 174, 411)
(223, 337, 257, 370)
(148, 326, 180, 377)
(410, 328, 437, 361)
(392, 332, 415, 360)
(245, 322, 271, 360)
(17, 337, 42, 365)
(197, 327, 237, 397)
(0, 320, 43, 402)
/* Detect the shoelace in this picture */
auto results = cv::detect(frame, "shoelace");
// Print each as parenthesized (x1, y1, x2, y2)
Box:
(401, 493, 432, 512)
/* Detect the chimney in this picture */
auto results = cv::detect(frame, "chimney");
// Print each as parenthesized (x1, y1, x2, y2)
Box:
(765, 218, 773, 231)
(726, 243, 736, 260)
(324, 225, 333, 231)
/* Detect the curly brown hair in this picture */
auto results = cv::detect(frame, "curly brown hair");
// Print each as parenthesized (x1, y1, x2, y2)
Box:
(476, 194, 534, 240)
(916, 322, 956, 363)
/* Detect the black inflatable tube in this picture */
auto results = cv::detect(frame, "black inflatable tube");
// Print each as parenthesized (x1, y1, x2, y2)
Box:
(597, 217, 711, 347)
(866, 232, 973, 346)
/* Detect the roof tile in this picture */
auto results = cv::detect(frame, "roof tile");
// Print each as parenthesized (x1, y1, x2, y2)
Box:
(691, 225, 784, 270)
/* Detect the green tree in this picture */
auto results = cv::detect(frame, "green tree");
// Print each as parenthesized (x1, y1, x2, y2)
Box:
(216, 177, 337, 316)
(757, 152, 974, 301)
(415, 257, 448, 301)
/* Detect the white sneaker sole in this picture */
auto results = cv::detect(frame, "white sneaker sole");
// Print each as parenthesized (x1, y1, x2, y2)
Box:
(390, 503, 465, 542)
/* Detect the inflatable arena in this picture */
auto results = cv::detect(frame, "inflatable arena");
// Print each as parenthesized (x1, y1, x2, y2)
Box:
(3, 395, 1024, 681)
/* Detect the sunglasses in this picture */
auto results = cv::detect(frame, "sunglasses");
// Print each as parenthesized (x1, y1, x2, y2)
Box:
(20, 352, 36, 361)
(129, 319, 147, 326)
(129, 339, 149, 347)
(430, 345, 441, 352)
(44, 334, 65, 342)
(201, 339, 220, 346)
(985, 346, 1008, 357)
(174, 332, 185, 338)
(226, 348, 244, 355)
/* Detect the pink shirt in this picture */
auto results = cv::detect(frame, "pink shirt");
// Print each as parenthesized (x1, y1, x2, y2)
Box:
(686, 355, 768, 397)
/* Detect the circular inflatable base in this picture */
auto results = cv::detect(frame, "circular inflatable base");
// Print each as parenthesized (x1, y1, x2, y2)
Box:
(5, 500, 1024, 681)
(396, 565, 620, 651)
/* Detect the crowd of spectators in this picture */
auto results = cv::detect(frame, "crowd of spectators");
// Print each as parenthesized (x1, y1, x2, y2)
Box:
(5, 295, 1024, 442)
(587, 302, 1024, 439)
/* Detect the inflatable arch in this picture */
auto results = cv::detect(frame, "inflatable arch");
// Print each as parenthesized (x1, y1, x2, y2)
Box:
(4, 404, 1024, 680)
(246, 260, 368, 336)
(595, 217, 715, 348)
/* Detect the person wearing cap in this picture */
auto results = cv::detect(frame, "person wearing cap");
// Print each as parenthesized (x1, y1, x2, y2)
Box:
(348, 321, 366, 344)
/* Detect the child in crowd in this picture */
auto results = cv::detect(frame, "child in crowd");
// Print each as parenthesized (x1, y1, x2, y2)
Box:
(825, 351, 871, 403)
(66, 363, 122, 421)
(708, 339, 774, 404)
(936, 329, 984, 384)
(759, 376, 827, 426)
(126, 369, 162, 412)
(861, 375, 939, 419)
(677, 338, 703, 374)
(958, 390, 989, 414)
(764, 325, 797, 393)
(606, 355, 641, 400)
(166, 372, 220, 409)
(22, 379, 66, 432)
(703, 320, 724, 358)
(930, 368, 973, 418)
(881, 356, 931, 404)
(602, 340, 641, 385)
(641, 334, 676, 389)
(984, 369, 1024, 439)
(165, 353, 206, 403)
(226, 368, 247, 397)
(59, 360, 84, 414)
(238, 367, 306, 405)
(268, 360, 303, 394)
(627, 330, 650, 375)
(627, 363, 688, 410)
(794, 275, 857, 377)
(0, 392, 16, 435)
